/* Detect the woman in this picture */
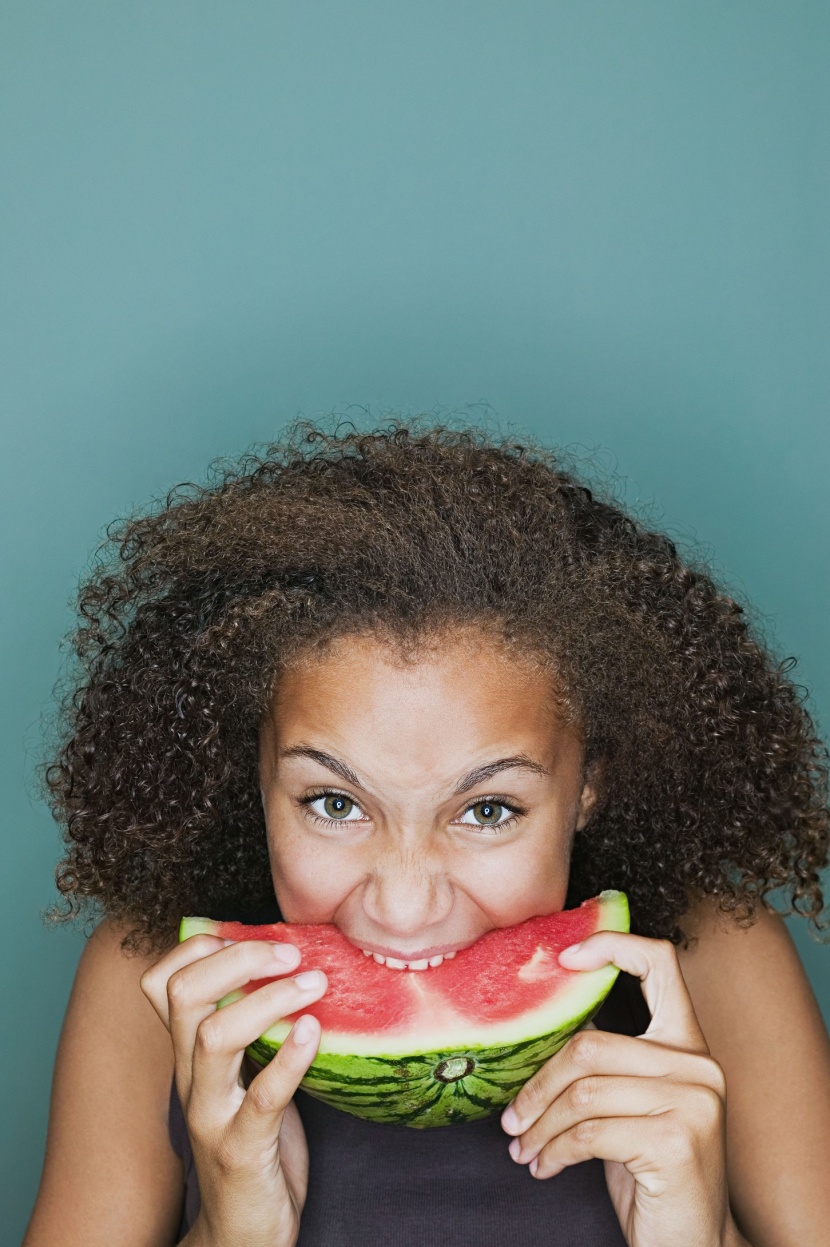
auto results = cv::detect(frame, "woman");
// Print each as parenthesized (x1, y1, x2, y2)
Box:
(24, 422, 830, 1245)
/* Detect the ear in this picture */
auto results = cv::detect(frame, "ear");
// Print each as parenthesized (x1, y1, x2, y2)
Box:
(575, 758, 605, 832)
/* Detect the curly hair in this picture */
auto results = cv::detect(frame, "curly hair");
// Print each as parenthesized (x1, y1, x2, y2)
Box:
(42, 419, 829, 953)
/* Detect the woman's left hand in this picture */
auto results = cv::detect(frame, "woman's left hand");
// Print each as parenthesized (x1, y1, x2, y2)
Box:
(500, 932, 747, 1247)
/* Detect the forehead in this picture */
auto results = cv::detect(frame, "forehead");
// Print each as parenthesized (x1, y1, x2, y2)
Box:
(262, 628, 579, 780)
(276, 626, 556, 705)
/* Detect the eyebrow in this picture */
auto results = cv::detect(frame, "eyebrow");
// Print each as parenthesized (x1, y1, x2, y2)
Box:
(451, 755, 549, 795)
(278, 746, 548, 795)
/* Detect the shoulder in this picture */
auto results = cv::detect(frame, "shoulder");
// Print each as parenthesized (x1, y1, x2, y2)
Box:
(74, 913, 169, 993)
(675, 893, 825, 1030)
(23, 918, 183, 1247)
(675, 895, 830, 1247)
(675, 893, 828, 1094)
(66, 917, 177, 1069)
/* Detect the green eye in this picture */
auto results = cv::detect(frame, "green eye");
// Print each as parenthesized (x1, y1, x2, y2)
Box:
(305, 793, 366, 822)
(463, 801, 508, 826)
(322, 794, 356, 820)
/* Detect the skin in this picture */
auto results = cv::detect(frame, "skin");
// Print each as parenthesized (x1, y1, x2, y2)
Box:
(23, 627, 830, 1247)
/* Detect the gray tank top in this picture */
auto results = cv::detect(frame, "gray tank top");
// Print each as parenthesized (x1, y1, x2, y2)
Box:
(168, 966, 650, 1246)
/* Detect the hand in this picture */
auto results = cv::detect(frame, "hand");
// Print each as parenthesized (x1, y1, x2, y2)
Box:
(141, 934, 328, 1247)
(500, 932, 743, 1247)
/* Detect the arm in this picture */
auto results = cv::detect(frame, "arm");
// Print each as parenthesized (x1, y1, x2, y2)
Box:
(677, 897, 830, 1247)
(23, 919, 183, 1247)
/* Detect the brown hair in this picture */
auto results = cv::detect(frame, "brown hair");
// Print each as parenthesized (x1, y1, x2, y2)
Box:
(43, 420, 829, 951)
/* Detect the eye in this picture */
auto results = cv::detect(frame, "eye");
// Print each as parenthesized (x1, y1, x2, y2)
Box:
(304, 792, 367, 823)
(456, 800, 519, 829)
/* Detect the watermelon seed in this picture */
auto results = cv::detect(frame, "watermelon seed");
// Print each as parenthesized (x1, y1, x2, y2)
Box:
(434, 1056, 476, 1083)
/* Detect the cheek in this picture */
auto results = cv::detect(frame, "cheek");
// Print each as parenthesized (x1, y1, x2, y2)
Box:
(438, 831, 571, 926)
(266, 817, 361, 921)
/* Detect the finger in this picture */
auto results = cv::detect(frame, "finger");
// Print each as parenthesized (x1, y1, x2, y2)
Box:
(510, 1075, 723, 1165)
(165, 940, 302, 1103)
(232, 1014, 323, 1151)
(188, 970, 328, 1131)
(140, 934, 230, 1029)
(527, 1102, 724, 1183)
(557, 932, 707, 1052)
(502, 1028, 722, 1135)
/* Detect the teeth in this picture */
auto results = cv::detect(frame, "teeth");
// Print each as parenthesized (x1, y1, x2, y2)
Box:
(361, 950, 452, 970)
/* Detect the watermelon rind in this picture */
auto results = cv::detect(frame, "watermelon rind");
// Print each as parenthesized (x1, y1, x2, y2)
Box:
(180, 890, 629, 1128)
(179, 916, 221, 940)
(249, 1012, 602, 1127)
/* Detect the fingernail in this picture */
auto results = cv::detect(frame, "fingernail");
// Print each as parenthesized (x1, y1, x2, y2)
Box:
(501, 1105, 522, 1134)
(559, 942, 582, 958)
(295, 970, 324, 990)
(508, 1138, 522, 1161)
(292, 1014, 317, 1044)
(272, 942, 299, 964)
(529, 1158, 539, 1177)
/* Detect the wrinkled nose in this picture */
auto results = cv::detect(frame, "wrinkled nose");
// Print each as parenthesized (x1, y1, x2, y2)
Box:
(360, 850, 454, 940)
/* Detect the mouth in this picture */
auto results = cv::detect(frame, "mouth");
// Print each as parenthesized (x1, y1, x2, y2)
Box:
(352, 939, 475, 971)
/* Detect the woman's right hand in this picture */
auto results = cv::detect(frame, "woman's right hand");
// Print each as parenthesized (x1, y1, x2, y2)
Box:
(140, 934, 327, 1247)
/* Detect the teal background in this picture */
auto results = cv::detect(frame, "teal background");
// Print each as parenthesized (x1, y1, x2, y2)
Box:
(2, 2, 828, 1239)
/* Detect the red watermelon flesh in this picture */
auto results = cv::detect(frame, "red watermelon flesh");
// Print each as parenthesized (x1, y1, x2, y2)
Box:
(196, 900, 608, 1035)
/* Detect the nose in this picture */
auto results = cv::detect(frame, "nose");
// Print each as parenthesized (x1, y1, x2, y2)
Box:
(360, 843, 454, 940)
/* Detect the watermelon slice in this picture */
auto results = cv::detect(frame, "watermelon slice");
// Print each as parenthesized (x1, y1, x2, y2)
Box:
(180, 889, 628, 1128)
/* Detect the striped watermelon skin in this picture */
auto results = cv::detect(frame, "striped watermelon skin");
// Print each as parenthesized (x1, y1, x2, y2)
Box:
(181, 890, 629, 1128)
(247, 1011, 595, 1127)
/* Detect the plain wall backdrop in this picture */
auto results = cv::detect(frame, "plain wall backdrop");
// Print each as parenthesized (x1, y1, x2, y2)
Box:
(2, 2, 828, 1240)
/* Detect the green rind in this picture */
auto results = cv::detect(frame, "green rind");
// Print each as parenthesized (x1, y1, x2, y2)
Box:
(248, 1004, 600, 1127)
(180, 916, 220, 941)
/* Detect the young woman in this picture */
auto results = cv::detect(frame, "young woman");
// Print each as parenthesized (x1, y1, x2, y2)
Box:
(24, 423, 830, 1246)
